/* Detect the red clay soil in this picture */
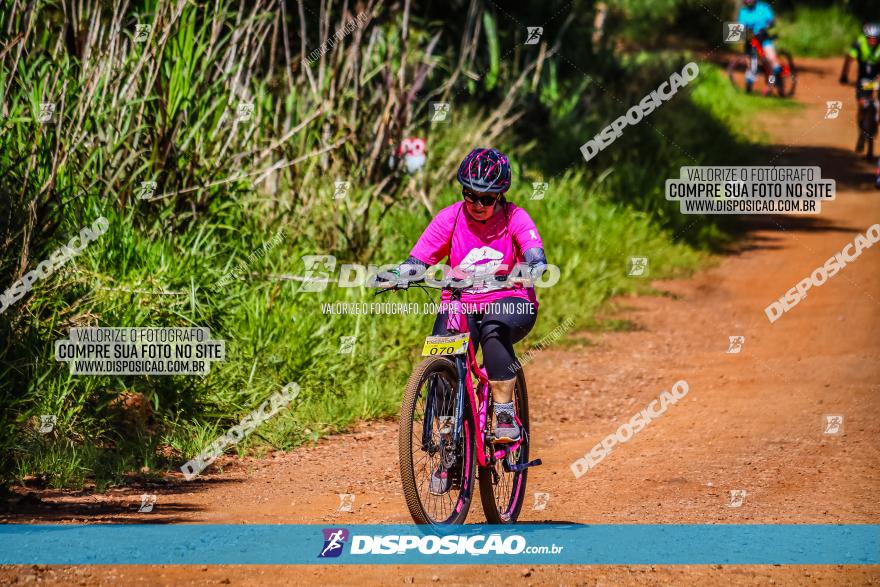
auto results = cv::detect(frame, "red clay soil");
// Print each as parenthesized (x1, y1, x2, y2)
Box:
(1, 57, 878, 586)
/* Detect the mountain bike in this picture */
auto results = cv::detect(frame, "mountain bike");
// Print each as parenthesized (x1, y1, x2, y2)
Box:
(727, 34, 796, 97)
(376, 276, 541, 526)
(856, 78, 879, 160)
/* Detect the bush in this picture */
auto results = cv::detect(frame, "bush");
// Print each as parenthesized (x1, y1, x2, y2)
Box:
(776, 5, 861, 58)
(0, 1, 773, 489)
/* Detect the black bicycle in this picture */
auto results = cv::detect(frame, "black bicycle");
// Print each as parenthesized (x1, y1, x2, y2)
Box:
(856, 78, 879, 160)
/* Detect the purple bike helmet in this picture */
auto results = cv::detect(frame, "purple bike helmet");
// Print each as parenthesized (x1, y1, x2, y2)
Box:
(456, 148, 512, 194)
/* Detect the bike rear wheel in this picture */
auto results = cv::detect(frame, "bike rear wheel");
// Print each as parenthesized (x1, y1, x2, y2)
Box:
(478, 369, 530, 524)
(399, 356, 476, 526)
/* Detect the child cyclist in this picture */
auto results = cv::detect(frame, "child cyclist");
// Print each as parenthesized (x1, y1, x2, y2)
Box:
(389, 148, 550, 494)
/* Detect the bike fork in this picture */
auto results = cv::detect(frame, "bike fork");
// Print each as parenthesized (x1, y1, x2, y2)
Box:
(452, 355, 468, 445)
(422, 377, 437, 451)
(746, 56, 758, 86)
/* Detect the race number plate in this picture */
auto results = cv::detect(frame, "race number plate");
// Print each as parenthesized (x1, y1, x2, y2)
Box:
(861, 79, 879, 90)
(422, 333, 470, 356)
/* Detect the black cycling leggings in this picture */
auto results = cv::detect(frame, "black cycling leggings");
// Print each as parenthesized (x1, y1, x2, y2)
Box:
(431, 296, 537, 381)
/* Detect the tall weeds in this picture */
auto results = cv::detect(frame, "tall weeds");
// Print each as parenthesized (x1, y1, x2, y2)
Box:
(0, 0, 752, 487)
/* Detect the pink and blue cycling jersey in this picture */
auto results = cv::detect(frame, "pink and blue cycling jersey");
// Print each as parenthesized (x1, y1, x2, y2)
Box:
(409, 201, 544, 310)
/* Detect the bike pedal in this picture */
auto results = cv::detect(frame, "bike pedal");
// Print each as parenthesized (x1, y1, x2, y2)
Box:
(507, 458, 542, 472)
(492, 436, 518, 445)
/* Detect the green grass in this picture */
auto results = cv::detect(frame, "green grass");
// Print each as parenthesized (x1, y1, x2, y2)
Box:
(4, 168, 707, 489)
(4, 62, 759, 488)
(690, 63, 801, 143)
(776, 5, 861, 58)
(0, 1, 785, 489)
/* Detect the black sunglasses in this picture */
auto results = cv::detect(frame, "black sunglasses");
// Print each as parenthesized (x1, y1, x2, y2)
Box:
(462, 190, 499, 207)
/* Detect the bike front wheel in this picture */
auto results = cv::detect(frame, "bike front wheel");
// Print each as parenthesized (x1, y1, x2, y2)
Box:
(399, 356, 476, 526)
(858, 101, 878, 158)
(727, 54, 755, 93)
(774, 51, 797, 97)
(479, 369, 530, 524)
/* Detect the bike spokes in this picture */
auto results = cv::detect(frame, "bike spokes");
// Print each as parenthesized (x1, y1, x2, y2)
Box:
(492, 441, 523, 516)
(400, 359, 475, 526)
(478, 373, 530, 524)
(727, 50, 796, 98)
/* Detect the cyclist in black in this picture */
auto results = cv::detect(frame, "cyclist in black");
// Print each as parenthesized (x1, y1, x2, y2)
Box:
(840, 23, 880, 160)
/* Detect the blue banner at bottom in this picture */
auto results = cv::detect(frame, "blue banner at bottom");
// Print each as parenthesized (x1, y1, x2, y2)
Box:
(0, 524, 877, 565)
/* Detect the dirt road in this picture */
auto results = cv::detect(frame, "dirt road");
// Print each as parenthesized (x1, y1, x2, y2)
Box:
(2, 58, 879, 586)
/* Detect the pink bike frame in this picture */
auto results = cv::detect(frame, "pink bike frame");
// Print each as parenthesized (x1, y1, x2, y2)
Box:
(445, 296, 524, 467)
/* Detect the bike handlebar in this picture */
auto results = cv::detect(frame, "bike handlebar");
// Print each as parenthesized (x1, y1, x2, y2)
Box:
(373, 274, 533, 296)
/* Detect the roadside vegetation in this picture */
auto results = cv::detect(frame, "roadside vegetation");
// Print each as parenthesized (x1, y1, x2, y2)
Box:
(0, 0, 845, 488)
(776, 5, 861, 58)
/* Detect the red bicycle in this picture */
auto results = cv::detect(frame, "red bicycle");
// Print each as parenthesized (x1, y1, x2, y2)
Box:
(379, 276, 540, 526)
(727, 34, 797, 97)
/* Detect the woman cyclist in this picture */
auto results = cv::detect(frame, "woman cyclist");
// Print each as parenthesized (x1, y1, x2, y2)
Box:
(391, 148, 549, 494)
